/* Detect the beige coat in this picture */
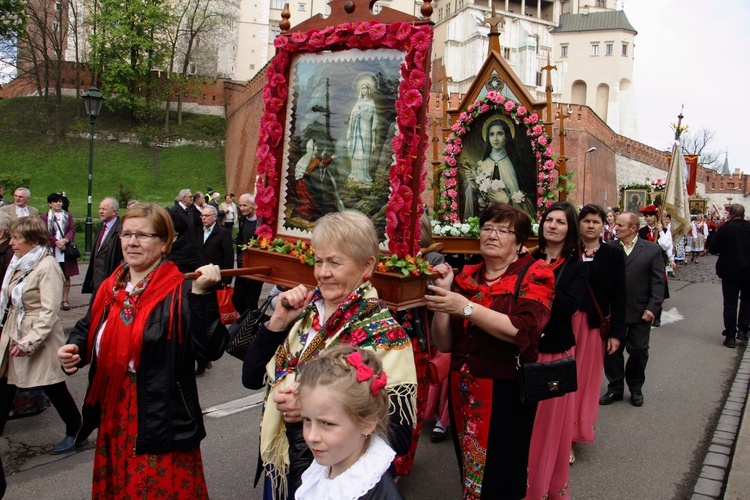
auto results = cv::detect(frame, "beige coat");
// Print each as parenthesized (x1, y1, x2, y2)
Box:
(0, 254, 66, 387)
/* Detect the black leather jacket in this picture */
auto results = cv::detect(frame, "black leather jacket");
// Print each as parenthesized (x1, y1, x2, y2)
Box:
(66, 288, 228, 454)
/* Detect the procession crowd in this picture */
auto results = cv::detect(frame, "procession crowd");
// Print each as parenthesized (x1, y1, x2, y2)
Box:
(0, 182, 748, 500)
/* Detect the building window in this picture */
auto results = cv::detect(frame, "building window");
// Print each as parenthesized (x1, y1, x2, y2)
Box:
(605, 43, 613, 56)
(591, 44, 599, 56)
(270, 0, 284, 9)
(438, 7, 442, 20)
(535, 72, 543, 87)
(622, 43, 628, 56)
(298, 3, 305, 11)
(55, 2, 61, 10)
(596, 0, 605, 6)
(446, 4, 450, 16)
(270, 24, 281, 42)
(561, 44, 568, 57)
(503, 47, 510, 60)
(52, 21, 60, 31)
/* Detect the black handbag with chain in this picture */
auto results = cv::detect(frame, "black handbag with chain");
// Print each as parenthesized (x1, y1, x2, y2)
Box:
(514, 259, 578, 404)
(225, 296, 273, 360)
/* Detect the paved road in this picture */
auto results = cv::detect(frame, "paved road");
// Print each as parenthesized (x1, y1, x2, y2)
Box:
(2, 256, 745, 499)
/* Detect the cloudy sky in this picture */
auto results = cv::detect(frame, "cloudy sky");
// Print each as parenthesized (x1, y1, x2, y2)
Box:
(623, 0, 746, 172)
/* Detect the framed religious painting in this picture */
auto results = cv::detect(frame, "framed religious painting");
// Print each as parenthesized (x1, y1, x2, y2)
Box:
(623, 188, 647, 213)
(689, 198, 706, 215)
(253, 2, 433, 258)
(436, 93, 555, 225)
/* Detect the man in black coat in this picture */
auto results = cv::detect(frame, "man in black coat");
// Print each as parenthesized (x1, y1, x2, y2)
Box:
(233, 193, 263, 315)
(708, 204, 750, 348)
(82, 197, 123, 295)
(196, 205, 233, 377)
(199, 205, 233, 285)
(168, 189, 202, 245)
(600, 212, 664, 407)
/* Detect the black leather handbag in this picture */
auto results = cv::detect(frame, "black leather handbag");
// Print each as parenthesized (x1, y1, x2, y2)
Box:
(225, 296, 273, 360)
(514, 257, 577, 404)
(517, 353, 577, 404)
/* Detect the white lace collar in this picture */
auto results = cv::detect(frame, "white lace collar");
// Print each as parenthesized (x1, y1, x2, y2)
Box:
(295, 435, 395, 500)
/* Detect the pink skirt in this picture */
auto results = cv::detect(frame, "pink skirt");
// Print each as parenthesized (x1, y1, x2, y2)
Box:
(525, 351, 574, 500)
(571, 311, 605, 443)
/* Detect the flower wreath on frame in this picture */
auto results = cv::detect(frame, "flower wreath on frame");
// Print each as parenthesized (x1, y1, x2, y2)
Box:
(254, 21, 433, 259)
(435, 91, 556, 226)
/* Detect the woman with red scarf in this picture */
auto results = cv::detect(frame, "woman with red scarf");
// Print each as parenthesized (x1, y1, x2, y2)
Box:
(425, 204, 555, 500)
(58, 203, 228, 499)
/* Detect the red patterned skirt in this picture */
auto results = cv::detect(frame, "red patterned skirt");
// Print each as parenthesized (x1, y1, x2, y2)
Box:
(92, 373, 208, 499)
(451, 363, 536, 500)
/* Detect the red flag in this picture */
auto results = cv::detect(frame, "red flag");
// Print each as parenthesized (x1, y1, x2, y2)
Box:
(685, 154, 699, 195)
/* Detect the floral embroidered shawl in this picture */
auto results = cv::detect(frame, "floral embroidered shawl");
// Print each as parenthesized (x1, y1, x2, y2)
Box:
(260, 282, 416, 498)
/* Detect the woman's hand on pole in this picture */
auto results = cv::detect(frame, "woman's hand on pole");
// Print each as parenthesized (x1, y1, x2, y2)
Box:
(267, 284, 313, 332)
(191, 264, 221, 294)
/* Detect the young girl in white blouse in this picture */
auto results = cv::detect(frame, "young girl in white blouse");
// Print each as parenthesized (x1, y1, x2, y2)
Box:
(295, 345, 402, 500)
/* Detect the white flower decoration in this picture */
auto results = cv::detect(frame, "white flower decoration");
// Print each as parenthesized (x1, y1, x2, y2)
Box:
(511, 191, 526, 204)
(489, 179, 506, 191)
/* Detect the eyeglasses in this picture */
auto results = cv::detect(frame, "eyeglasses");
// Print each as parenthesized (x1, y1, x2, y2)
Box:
(119, 231, 160, 241)
(480, 225, 516, 238)
(200, 214, 216, 218)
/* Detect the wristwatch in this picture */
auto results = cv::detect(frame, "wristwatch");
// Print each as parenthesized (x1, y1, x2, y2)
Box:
(462, 302, 474, 318)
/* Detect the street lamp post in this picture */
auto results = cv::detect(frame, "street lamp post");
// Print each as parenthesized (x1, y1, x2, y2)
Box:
(582, 146, 597, 204)
(81, 86, 105, 257)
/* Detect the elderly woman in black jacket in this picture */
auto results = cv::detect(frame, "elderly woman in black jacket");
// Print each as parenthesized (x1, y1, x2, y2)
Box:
(527, 201, 589, 500)
(58, 203, 228, 499)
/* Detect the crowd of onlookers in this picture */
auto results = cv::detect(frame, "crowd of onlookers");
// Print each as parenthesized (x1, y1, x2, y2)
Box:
(1, 180, 749, 499)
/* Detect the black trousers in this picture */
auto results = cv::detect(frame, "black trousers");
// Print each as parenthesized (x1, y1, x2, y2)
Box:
(0, 378, 81, 437)
(604, 320, 651, 393)
(721, 268, 750, 337)
(233, 276, 263, 316)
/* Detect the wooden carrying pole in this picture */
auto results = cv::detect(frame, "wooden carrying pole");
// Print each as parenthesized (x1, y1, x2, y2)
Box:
(183, 266, 272, 280)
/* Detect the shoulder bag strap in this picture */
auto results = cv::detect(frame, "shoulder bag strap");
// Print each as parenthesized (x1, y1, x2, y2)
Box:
(587, 282, 605, 319)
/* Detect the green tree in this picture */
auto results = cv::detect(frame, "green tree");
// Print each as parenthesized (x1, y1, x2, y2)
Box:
(163, 0, 234, 130)
(89, 0, 170, 119)
(0, 0, 27, 84)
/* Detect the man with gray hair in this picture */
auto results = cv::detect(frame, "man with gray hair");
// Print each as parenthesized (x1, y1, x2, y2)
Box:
(0, 187, 39, 220)
(709, 204, 750, 348)
(168, 188, 201, 244)
(82, 197, 123, 294)
(233, 193, 263, 314)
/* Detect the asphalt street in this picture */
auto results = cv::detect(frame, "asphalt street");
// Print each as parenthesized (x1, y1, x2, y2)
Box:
(2, 256, 744, 499)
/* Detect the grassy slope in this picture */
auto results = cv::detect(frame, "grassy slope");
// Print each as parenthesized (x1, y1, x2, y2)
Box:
(0, 96, 226, 216)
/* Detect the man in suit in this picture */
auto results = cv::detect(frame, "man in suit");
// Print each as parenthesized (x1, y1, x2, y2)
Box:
(708, 204, 750, 348)
(196, 205, 233, 377)
(233, 193, 263, 315)
(199, 205, 233, 285)
(168, 189, 201, 245)
(82, 197, 123, 295)
(0, 187, 39, 220)
(600, 212, 664, 407)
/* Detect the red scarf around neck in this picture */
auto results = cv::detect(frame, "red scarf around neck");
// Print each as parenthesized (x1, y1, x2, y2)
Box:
(85, 260, 184, 409)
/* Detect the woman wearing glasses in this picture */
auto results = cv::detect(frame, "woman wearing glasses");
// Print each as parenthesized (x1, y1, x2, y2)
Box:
(425, 203, 555, 500)
(58, 203, 228, 499)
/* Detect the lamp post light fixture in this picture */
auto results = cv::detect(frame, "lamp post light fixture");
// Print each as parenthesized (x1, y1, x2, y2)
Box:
(582, 146, 597, 204)
(81, 85, 105, 257)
